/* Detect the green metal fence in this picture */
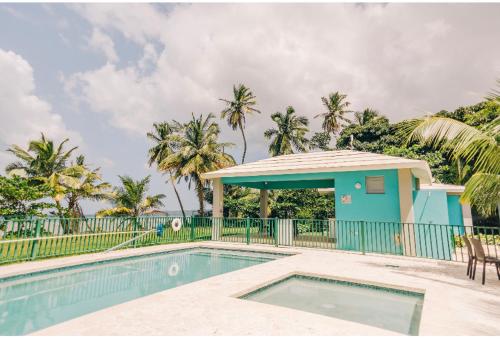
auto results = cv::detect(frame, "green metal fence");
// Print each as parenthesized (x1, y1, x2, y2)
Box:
(1, 216, 498, 265)
(214, 218, 499, 262)
(0, 216, 211, 264)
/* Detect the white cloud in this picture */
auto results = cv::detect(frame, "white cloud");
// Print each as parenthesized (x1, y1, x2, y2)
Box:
(67, 3, 500, 161)
(87, 28, 119, 63)
(0, 49, 82, 169)
(71, 4, 166, 45)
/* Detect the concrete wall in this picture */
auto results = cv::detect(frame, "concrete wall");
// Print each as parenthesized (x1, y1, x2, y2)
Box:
(332, 169, 401, 222)
(413, 190, 450, 225)
(330, 169, 402, 254)
(413, 189, 453, 260)
(447, 195, 464, 227)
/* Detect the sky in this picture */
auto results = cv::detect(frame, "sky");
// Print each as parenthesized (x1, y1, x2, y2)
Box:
(0, 3, 499, 214)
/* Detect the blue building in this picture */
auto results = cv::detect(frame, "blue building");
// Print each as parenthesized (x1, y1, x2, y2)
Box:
(202, 150, 471, 259)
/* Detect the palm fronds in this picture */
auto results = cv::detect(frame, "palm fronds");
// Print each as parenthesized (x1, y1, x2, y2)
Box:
(220, 84, 260, 163)
(265, 106, 309, 156)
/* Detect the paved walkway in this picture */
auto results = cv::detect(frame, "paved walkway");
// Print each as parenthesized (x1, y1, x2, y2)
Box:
(2, 242, 499, 335)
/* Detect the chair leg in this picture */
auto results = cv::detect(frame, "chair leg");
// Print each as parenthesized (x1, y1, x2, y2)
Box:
(466, 258, 471, 277)
(482, 262, 486, 285)
(496, 263, 500, 280)
(472, 259, 477, 280)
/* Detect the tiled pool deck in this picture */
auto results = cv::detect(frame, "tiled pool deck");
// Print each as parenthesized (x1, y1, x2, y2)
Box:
(2, 242, 499, 336)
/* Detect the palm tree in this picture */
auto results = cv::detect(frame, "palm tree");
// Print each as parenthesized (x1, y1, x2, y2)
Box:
(315, 92, 352, 136)
(354, 108, 380, 125)
(220, 84, 260, 163)
(147, 122, 186, 219)
(96, 175, 165, 217)
(66, 155, 112, 218)
(264, 106, 309, 156)
(160, 113, 235, 216)
(402, 86, 500, 216)
(6, 134, 83, 218)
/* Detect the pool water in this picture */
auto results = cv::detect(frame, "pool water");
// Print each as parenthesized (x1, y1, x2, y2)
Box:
(241, 275, 424, 335)
(0, 248, 284, 335)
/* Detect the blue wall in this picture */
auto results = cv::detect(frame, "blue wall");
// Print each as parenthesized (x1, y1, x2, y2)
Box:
(332, 170, 402, 253)
(332, 170, 401, 222)
(413, 190, 449, 224)
(413, 189, 453, 260)
(447, 195, 464, 227)
(224, 169, 402, 222)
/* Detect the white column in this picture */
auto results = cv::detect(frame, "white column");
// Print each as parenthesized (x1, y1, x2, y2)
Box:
(461, 203, 473, 234)
(259, 189, 268, 219)
(398, 169, 416, 256)
(278, 219, 293, 246)
(211, 178, 223, 240)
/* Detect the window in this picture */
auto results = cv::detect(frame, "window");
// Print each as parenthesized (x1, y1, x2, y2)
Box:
(366, 176, 384, 194)
(415, 178, 421, 191)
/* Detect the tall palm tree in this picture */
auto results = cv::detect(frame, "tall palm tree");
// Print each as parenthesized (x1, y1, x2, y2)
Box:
(6, 134, 83, 218)
(220, 84, 260, 163)
(160, 113, 235, 216)
(66, 155, 112, 218)
(96, 175, 165, 217)
(402, 87, 499, 216)
(147, 122, 186, 218)
(354, 108, 379, 126)
(264, 106, 310, 156)
(315, 92, 352, 136)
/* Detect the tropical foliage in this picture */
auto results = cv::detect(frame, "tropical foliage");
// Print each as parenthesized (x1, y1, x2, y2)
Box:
(2, 80, 499, 221)
(204, 185, 260, 218)
(270, 189, 334, 220)
(264, 106, 310, 156)
(96, 175, 165, 217)
(315, 92, 352, 136)
(5, 134, 85, 218)
(220, 84, 260, 163)
(309, 132, 332, 151)
(159, 113, 235, 215)
(0, 176, 53, 217)
(147, 122, 186, 218)
(65, 155, 111, 218)
(401, 111, 499, 216)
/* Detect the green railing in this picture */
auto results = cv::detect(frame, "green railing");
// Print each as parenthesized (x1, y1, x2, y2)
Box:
(0, 216, 212, 264)
(1, 216, 498, 265)
(214, 218, 499, 262)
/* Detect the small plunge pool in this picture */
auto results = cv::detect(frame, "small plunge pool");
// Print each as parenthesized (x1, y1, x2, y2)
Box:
(240, 274, 424, 335)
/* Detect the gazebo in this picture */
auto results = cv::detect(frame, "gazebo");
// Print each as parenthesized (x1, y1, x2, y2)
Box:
(201, 150, 472, 258)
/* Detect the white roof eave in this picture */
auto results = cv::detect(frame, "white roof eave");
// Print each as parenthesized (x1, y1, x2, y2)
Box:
(202, 152, 433, 184)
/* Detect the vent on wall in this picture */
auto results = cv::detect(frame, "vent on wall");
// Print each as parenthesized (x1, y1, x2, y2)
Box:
(366, 176, 385, 194)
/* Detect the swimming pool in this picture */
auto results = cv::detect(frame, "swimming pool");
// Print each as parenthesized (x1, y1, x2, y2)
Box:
(0, 247, 285, 335)
(240, 274, 424, 335)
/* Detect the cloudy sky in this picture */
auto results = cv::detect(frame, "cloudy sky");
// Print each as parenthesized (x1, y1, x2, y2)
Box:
(0, 3, 499, 213)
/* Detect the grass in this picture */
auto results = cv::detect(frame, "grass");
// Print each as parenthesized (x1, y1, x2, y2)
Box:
(0, 227, 212, 265)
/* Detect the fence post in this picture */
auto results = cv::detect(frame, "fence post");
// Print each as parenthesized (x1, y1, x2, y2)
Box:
(360, 220, 366, 255)
(133, 216, 138, 248)
(246, 217, 250, 245)
(190, 216, 195, 241)
(30, 218, 42, 260)
(274, 217, 278, 247)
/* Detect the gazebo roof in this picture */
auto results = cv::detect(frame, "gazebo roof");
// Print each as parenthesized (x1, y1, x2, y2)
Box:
(202, 150, 433, 184)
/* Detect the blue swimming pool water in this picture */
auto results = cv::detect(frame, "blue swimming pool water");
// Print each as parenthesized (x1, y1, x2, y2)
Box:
(0, 248, 284, 335)
(241, 275, 424, 335)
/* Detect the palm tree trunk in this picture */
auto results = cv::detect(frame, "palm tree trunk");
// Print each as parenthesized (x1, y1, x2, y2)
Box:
(239, 121, 247, 164)
(196, 182, 204, 216)
(168, 170, 186, 219)
(55, 200, 69, 234)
